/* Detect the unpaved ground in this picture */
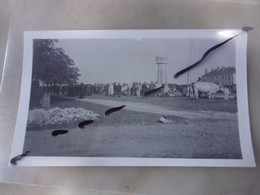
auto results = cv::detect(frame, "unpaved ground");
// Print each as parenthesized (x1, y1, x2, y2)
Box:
(77, 97, 237, 120)
(86, 94, 238, 113)
(24, 96, 241, 159)
(23, 118, 241, 159)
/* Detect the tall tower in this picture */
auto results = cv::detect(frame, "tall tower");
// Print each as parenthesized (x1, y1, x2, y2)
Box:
(156, 56, 168, 85)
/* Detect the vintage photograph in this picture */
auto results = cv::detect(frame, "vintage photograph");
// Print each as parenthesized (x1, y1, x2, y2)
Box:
(10, 30, 255, 166)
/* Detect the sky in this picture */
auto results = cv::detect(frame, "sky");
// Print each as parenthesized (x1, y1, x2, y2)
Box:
(56, 37, 235, 85)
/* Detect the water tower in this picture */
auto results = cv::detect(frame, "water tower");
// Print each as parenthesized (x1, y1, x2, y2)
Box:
(156, 56, 168, 85)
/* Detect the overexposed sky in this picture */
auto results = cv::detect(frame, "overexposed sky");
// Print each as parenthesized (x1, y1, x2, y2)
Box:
(56, 38, 235, 85)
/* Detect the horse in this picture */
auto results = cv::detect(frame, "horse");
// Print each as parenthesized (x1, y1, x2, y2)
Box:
(192, 81, 228, 99)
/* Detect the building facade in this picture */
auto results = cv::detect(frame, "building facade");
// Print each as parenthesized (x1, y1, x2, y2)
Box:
(201, 67, 236, 87)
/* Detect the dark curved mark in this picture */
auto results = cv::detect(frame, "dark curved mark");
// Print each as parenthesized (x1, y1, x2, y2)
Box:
(174, 35, 239, 78)
(78, 120, 94, 128)
(174, 27, 253, 79)
(52, 130, 68, 136)
(242, 26, 254, 32)
(105, 105, 126, 116)
(10, 151, 30, 166)
(144, 85, 164, 96)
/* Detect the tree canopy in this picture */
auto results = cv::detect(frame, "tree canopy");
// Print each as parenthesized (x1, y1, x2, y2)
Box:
(32, 39, 80, 85)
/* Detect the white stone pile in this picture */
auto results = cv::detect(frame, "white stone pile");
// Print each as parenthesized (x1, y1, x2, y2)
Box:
(27, 107, 100, 126)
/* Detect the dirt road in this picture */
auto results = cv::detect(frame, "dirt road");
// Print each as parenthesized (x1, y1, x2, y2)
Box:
(77, 98, 237, 120)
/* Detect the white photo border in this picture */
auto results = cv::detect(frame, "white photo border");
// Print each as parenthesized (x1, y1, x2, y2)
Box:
(10, 29, 255, 167)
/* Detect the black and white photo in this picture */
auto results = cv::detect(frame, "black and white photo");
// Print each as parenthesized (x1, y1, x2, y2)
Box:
(10, 30, 255, 166)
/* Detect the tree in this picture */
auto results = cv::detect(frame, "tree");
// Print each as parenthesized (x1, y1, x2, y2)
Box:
(30, 39, 80, 107)
(32, 39, 80, 85)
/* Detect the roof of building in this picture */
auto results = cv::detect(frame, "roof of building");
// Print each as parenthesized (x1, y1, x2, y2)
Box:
(202, 67, 235, 77)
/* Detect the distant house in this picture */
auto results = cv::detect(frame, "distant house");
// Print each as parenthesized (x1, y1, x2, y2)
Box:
(201, 67, 236, 88)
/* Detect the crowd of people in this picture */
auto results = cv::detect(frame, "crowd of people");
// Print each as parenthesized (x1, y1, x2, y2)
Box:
(40, 81, 180, 99)
(32, 77, 234, 107)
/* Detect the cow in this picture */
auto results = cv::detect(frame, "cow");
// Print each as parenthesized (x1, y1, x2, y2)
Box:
(192, 81, 228, 99)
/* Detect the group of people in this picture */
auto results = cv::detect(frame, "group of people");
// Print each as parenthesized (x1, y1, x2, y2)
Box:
(107, 82, 158, 97)
(34, 77, 233, 102)
(41, 81, 166, 99)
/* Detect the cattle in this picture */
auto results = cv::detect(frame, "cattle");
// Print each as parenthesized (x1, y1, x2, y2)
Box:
(192, 81, 228, 99)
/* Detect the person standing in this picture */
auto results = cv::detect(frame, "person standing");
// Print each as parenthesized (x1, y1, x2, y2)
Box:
(117, 83, 122, 97)
(108, 83, 114, 97)
(150, 81, 156, 97)
(79, 83, 85, 99)
(136, 82, 142, 96)
(141, 82, 149, 96)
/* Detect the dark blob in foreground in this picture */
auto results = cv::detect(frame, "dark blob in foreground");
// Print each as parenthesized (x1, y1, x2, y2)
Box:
(105, 105, 126, 116)
(78, 120, 94, 128)
(144, 85, 164, 96)
(10, 151, 30, 166)
(51, 130, 69, 137)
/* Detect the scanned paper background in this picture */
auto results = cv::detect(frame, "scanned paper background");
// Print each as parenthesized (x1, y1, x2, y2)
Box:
(0, 0, 260, 194)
